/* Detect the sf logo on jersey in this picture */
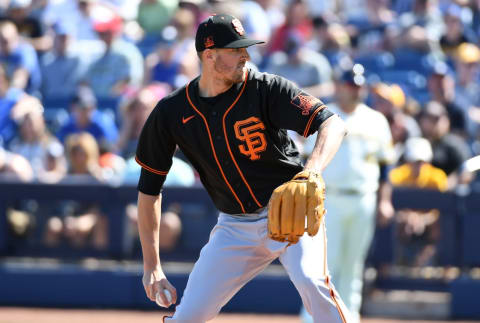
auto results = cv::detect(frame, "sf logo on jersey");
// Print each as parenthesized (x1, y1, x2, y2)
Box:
(234, 117, 267, 161)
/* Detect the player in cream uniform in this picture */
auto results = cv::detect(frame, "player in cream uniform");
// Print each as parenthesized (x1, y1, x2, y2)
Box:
(301, 64, 395, 323)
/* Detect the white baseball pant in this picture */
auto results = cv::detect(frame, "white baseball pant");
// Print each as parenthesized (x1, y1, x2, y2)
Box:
(164, 209, 350, 323)
(303, 192, 376, 323)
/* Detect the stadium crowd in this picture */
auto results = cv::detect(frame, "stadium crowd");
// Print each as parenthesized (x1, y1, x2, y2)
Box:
(0, 0, 479, 256)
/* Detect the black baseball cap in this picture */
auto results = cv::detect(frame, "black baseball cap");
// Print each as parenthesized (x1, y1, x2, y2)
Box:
(195, 14, 265, 52)
(338, 63, 366, 87)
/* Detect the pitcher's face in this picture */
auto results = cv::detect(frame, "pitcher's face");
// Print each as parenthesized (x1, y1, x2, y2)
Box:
(213, 48, 250, 85)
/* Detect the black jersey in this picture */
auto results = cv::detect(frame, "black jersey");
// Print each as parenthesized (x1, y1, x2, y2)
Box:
(136, 69, 334, 214)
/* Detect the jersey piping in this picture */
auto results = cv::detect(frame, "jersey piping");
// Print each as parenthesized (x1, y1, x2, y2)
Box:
(222, 70, 263, 209)
(323, 221, 348, 323)
(135, 156, 169, 176)
(303, 104, 326, 137)
(186, 80, 247, 213)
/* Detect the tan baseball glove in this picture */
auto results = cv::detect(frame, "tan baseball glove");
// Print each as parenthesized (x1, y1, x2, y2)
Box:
(268, 170, 326, 244)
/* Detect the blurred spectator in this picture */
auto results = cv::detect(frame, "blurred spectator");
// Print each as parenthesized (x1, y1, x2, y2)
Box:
(98, 145, 126, 183)
(346, 0, 396, 54)
(254, 0, 285, 34)
(122, 151, 192, 253)
(365, 0, 396, 25)
(38, 140, 67, 183)
(126, 201, 182, 253)
(83, 10, 144, 98)
(440, 4, 476, 57)
(42, 0, 99, 41)
(1, 0, 52, 52)
(178, 0, 208, 25)
(0, 144, 33, 181)
(303, 0, 335, 18)
(57, 86, 118, 146)
(371, 82, 421, 160)
(240, 0, 271, 43)
(308, 16, 351, 66)
(137, 0, 178, 36)
(454, 42, 480, 102)
(338, 0, 369, 22)
(265, 31, 333, 98)
(419, 101, 472, 188)
(44, 132, 108, 249)
(168, 6, 198, 79)
(471, 0, 480, 37)
(65, 132, 103, 180)
(0, 64, 25, 145)
(453, 43, 480, 139)
(0, 21, 41, 94)
(40, 23, 81, 99)
(267, 0, 312, 55)
(427, 60, 466, 137)
(387, 0, 444, 53)
(63, 132, 106, 249)
(389, 137, 446, 268)
(395, 208, 441, 266)
(390, 136, 448, 191)
(144, 7, 198, 89)
(105, 0, 142, 22)
(28, 0, 50, 23)
(115, 83, 170, 158)
(8, 95, 66, 179)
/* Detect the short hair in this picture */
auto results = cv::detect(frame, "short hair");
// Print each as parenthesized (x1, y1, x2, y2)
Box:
(71, 86, 97, 109)
(422, 101, 448, 118)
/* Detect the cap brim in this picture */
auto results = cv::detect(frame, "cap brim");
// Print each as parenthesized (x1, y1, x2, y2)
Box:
(222, 38, 265, 49)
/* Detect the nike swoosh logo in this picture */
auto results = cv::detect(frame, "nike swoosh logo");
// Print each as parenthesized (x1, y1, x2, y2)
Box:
(182, 115, 195, 124)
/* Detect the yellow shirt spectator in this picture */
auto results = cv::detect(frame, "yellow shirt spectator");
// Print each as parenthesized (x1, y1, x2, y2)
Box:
(390, 162, 448, 191)
(389, 137, 448, 192)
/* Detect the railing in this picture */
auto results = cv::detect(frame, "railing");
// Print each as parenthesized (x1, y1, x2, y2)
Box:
(1, 181, 479, 268)
(0, 180, 217, 260)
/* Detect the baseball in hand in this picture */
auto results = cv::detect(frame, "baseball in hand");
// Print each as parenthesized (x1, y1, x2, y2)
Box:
(155, 289, 172, 307)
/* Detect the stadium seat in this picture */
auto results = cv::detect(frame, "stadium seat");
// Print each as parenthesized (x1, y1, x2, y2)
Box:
(392, 49, 432, 75)
(354, 51, 395, 74)
(43, 107, 69, 134)
(377, 70, 427, 90)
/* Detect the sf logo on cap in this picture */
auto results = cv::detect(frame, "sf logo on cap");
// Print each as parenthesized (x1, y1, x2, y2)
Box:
(231, 18, 245, 36)
(204, 36, 214, 48)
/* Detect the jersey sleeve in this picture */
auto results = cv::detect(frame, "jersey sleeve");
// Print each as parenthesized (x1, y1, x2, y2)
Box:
(135, 102, 176, 194)
(266, 75, 334, 137)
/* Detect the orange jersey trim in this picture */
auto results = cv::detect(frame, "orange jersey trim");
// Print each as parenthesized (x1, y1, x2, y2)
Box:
(323, 220, 327, 275)
(303, 104, 326, 138)
(135, 156, 168, 176)
(186, 81, 246, 213)
(223, 71, 262, 209)
(325, 276, 348, 323)
(323, 220, 348, 323)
